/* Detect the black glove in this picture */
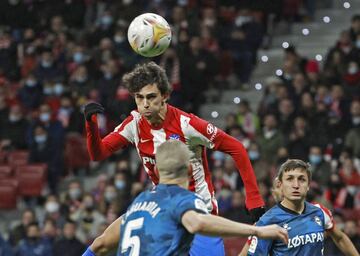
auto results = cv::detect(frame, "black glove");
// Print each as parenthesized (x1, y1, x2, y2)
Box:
(248, 206, 266, 223)
(83, 102, 105, 121)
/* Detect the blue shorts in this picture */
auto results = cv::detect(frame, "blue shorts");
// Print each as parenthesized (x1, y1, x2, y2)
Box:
(189, 234, 225, 256)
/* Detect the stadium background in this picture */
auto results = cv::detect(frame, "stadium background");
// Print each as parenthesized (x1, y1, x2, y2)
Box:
(0, 0, 359, 255)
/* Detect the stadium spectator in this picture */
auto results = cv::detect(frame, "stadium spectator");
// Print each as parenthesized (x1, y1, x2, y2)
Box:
(53, 220, 86, 256)
(15, 222, 53, 256)
(8, 209, 36, 247)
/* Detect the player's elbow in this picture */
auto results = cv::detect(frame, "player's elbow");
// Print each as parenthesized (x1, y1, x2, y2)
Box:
(187, 215, 207, 234)
(91, 234, 109, 255)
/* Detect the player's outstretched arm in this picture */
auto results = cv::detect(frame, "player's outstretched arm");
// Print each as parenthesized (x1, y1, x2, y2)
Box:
(83, 216, 122, 256)
(328, 226, 359, 256)
(181, 210, 288, 243)
(84, 103, 128, 161)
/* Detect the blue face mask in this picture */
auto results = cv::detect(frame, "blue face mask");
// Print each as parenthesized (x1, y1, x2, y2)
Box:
(35, 134, 47, 144)
(101, 16, 113, 26)
(41, 60, 52, 68)
(309, 154, 322, 165)
(115, 180, 126, 190)
(73, 52, 84, 64)
(248, 150, 260, 161)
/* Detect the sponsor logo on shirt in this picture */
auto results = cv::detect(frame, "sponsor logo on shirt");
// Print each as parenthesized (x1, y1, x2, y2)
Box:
(142, 156, 156, 165)
(287, 232, 324, 249)
(282, 223, 292, 230)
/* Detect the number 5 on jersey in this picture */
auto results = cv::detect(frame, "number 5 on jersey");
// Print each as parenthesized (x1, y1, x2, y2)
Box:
(121, 218, 144, 256)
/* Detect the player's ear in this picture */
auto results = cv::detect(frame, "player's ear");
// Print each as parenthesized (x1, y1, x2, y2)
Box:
(162, 93, 169, 105)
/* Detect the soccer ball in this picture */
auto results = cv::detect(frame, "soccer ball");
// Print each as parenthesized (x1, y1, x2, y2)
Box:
(127, 13, 172, 57)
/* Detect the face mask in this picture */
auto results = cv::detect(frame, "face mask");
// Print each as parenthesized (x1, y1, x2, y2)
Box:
(27, 237, 38, 243)
(264, 129, 276, 139)
(9, 114, 21, 122)
(101, 16, 113, 26)
(69, 188, 81, 200)
(235, 16, 252, 27)
(353, 116, 360, 125)
(348, 66, 358, 75)
(309, 154, 322, 165)
(26, 79, 37, 87)
(53, 83, 64, 95)
(84, 200, 94, 210)
(356, 40, 360, 48)
(41, 60, 53, 68)
(35, 134, 47, 144)
(45, 201, 59, 213)
(43, 87, 53, 95)
(114, 35, 125, 43)
(105, 191, 116, 202)
(39, 112, 51, 122)
(115, 180, 126, 190)
(75, 76, 87, 83)
(104, 72, 113, 80)
(73, 52, 84, 64)
(248, 150, 260, 161)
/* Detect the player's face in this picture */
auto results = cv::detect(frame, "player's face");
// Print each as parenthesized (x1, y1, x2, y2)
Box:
(134, 84, 167, 124)
(280, 168, 309, 203)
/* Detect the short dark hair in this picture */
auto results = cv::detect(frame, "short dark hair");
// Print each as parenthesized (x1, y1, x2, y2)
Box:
(122, 61, 171, 95)
(277, 159, 312, 183)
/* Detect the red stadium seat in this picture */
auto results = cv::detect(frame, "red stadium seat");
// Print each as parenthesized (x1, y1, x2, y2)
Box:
(224, 237, 248, 256)
(7, 150, 29, 168)
(0, 178, 18, 209)
(64, 133, 90, 173)
(0, 165, 12, 178)
(0, 151, 7, 164)
(16, 164, 47, 196)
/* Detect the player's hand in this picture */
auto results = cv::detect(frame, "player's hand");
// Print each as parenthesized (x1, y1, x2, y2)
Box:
(249, 206, 266, 223)
(83, 102, 105, 121)
(255, 225, 288, 244)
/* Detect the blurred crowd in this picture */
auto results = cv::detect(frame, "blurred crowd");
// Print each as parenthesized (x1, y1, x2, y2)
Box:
(0, 0, 359, 255)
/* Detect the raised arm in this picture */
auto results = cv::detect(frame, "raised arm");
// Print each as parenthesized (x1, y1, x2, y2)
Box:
(215, 132, 265, 211)
(84, 103, 131, 161)
(181, 210, 288, 243)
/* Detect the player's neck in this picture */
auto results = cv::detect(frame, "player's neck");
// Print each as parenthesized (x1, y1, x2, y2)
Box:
(281, 198, 305, 214)
(160, 177, 188, 189)
(149, 104, 168, 126)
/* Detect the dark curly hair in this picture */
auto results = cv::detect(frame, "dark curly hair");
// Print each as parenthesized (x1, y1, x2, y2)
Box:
(122, 61, 171, 95)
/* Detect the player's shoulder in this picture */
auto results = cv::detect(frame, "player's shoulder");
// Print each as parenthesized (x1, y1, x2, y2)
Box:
(310, 202, 333, 217)
(257, 204, 287, 224)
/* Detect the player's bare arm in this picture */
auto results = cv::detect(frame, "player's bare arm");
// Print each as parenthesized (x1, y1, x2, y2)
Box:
(181, 210, 288, 243)
(89, 216, 123, 256)
(327, 226, 359, 256)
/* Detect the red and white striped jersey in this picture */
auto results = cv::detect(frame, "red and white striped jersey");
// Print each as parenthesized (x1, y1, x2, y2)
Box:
(86, 105, 264, 214)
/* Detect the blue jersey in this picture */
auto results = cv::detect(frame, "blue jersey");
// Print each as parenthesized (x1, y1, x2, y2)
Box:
(247, 202, 334, 256)
(118, 184, 208, 256)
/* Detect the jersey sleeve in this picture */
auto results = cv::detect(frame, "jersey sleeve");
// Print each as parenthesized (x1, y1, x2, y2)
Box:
(86, 115, 133, 161)
(172, 192, 208, 223)
(313, 203, 335, 230)
(184, 114, 264, 210)
(247, 219, 273, 255)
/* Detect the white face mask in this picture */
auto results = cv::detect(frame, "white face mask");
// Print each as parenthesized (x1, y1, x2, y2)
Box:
(45, 201, 59, 213)
(348, 66, 359, 75)
(39, 112, 51, 122)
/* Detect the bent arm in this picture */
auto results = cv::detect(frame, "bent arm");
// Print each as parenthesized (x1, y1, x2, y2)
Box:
(90, 216, 122, 256)
(86, 116, 128, 161)
(328, 227, 359, 256)
(181, 210, 287, 243)
(215, 132, 264, 209)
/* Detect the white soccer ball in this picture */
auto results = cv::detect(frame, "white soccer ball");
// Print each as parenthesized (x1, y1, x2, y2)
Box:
(127, 13, 172, 57)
